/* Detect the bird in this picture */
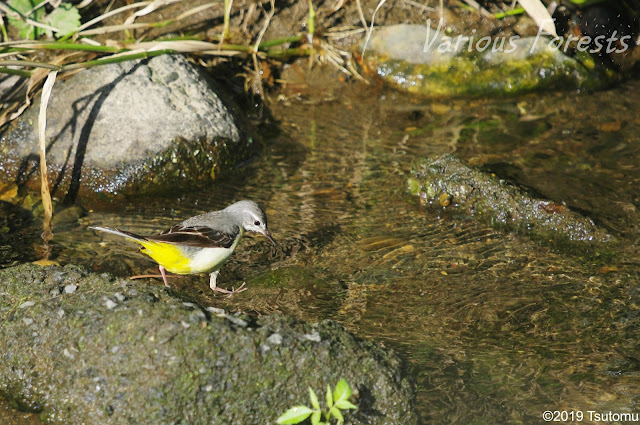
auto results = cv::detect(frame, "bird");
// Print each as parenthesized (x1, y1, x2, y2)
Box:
(90, 200, 277, 295)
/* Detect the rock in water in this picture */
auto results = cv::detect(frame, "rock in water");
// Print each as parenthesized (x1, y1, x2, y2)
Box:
(408, 154, 614, 246)
(360, 24, 619, 97)
(0, 55, 252, 202)
(0, 264, 418, 425)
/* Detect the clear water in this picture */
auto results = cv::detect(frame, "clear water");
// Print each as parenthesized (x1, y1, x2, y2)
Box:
(6, 77, 640, 423)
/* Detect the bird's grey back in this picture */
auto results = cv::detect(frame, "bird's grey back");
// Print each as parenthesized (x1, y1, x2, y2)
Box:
(179, 210, 239, 234)
(179, 200, 265, 232)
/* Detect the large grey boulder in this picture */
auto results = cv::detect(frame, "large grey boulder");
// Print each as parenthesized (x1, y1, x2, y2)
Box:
(0, 264, 418, 424)
(0, 55, 251, 202)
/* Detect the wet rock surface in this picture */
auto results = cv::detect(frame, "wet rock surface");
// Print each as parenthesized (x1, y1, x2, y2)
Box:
(0, 202, 36, 266)
(0, 55, 251, 202)
(408, 154, 614, 246)
(0, 264, 418, 425)
(360, 25, 619, 97)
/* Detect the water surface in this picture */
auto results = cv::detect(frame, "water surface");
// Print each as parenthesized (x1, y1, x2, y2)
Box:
(8, 76, 640, 423)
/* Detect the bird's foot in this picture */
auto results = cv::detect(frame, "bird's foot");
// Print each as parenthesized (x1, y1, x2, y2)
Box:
(211, 282, 247, 298)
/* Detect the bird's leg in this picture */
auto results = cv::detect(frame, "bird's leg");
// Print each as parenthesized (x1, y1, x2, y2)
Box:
(208, 271, 247, 296)
(209, 270, 221, 292)
(159, 265, 170, 287)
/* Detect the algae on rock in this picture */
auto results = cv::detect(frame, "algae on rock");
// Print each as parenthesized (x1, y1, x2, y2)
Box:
(361, 25, 619, 97)
(408, 154, 614, 246)
(0, 264, 418, 425)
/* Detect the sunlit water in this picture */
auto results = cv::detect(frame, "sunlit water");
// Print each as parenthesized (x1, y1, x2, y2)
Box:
(6, 76, 640, 423)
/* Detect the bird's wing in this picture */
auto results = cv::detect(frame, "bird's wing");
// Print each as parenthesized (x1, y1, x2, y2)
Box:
(146, 224, 239, 248)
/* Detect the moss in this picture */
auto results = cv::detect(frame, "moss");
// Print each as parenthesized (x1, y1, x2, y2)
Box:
(407, 177, 421, 197)
(364, 35, 619, 97)
(408, 154, 615, 252)
(0, 264, 418, 425)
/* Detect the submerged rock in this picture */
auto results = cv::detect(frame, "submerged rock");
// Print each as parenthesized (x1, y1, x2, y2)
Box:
(0, 264, 418, 425)
(408, 154, 613, 245)
(0, 55, 252, 203)
(360, 24, 619, 97)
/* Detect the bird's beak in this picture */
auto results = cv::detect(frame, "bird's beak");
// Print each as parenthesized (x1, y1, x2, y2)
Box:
(263, 230, 278, 249)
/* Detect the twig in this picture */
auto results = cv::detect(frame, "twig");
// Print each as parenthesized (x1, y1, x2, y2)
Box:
(250, 0, 275, 96)
(38, 70, 57, 259)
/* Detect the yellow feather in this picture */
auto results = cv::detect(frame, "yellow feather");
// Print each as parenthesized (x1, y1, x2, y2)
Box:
(137, 241, 193, 274)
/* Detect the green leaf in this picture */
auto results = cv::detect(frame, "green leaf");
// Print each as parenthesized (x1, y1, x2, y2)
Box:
(334, 400, 357, 410)
(276, 406, 314, 424)
(309, 387, 320, 411)
(7, 0, 45, 39)
(325, 384, 333, 409)
(329, 406, 344, 424)
(310, 410, 321, 425)
(45, 3, 80, 37)
(333, 379, 353, 404)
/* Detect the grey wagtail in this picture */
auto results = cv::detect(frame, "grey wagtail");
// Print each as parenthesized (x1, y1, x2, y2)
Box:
(90, 200, 277, 294)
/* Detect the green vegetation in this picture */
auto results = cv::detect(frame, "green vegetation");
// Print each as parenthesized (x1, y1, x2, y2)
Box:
(277, 379, 357, 425)
(5, 0, 80, 39)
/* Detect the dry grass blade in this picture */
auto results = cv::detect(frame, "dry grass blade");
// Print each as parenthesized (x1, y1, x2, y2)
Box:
(518, 0, 557, 37)
(325, 26, 365, 38)
(221, 0, 233, 43)
(402, 0, 434, 12)
(78, 2, 219, 37)
(25, 0, 51, 17)
(124, 0, 182, 24)
(38, 70, 58, 259)
(131, 40, 243, 56)
(78, 22, 159, 36)
(174, 2, 219, 22)
(74, 1, 152, 33)
(358, 0, 387, 57)
(461, 0, 492, 17)
(77, 0, 95, 8)
(250, 0, 275, 97)
(0, 59, 61, 69)
(354, 0, 368, 50)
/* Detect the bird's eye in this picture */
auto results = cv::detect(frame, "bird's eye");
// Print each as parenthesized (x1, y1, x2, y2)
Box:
(254, 220, 261, 226)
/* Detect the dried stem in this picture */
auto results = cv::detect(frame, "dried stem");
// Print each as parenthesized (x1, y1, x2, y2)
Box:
(37, 70, 58, 259)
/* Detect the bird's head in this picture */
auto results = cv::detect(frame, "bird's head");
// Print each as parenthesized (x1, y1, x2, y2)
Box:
(226, 200, 277, 247)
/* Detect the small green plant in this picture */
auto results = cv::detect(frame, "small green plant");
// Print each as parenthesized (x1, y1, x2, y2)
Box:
(276, 379, 357, 425)
(7, 0, 80, 39)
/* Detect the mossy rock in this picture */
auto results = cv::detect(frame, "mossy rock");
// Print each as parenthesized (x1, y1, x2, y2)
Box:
(408, 154, 614, 248)
(360, 25, 620, 97)
(0, 55, 254, 203)
(0, 264, 418, 424)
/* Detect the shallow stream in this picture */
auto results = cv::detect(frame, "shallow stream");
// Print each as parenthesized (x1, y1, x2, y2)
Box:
(4, 75, 640, 423)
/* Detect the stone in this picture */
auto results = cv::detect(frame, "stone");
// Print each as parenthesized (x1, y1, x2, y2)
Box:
(0, 264, 418, 424)
(0, 55, 253, 202)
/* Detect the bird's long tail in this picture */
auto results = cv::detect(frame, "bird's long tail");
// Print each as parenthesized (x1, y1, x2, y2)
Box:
(91, 226, 190, 274)
(90, 226, 148, 243)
